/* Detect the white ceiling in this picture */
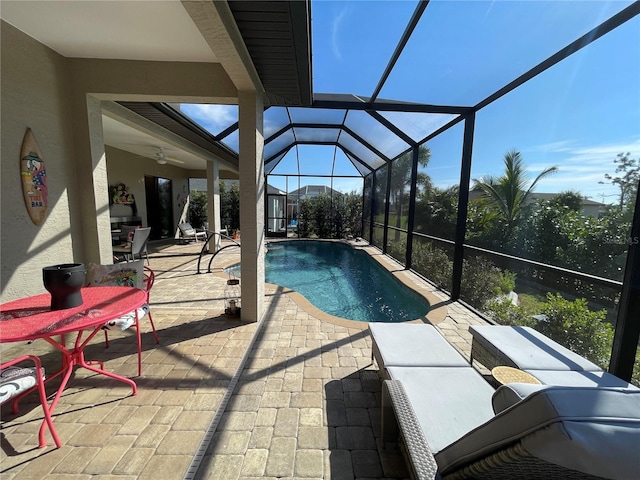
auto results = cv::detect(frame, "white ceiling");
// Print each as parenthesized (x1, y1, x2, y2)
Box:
(2, 0, 224, 172)
(0, 0, 217, 62)
(102, 115, 208, 170)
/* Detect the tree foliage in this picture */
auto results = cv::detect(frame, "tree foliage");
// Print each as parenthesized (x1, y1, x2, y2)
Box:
(390, 146, 431, 238)
(220, 181, 240, 232)
(472, 150, 558, 239)
(188, 190, 208, 229)
(600, 152, 639, 209)
(296, 191, 363, 239)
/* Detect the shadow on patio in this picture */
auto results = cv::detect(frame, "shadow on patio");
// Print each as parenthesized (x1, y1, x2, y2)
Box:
(1, 240, 487, 479)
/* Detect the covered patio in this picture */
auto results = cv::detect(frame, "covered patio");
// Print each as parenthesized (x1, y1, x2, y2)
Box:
(0, 240, 486, 478)
(2, 0, 640, 478)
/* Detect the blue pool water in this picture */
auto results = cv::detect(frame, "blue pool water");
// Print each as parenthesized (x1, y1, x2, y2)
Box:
(230, 240, 429, 322)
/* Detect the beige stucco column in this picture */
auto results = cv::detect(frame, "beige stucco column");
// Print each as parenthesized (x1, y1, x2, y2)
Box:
(71, 95, 114, 264)
(206, 159, 221, 250)
(238, 90, 264, 323)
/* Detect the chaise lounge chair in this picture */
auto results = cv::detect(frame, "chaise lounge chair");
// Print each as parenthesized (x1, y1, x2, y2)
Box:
(178, 222, 207, 243)
(383, 380, 640, 479)
(370, 323, 640, 479)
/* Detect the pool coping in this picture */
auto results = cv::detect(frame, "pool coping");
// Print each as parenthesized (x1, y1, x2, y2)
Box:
(213, 238, 447, 330)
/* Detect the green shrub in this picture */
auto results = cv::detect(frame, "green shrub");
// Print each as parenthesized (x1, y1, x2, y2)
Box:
(298, 198, 314, 237)
(498, 270, 517, 294)
(188, 190, 208, 229)
(484, 298, 537, 327)
(295, 192, 362, 239)
(461, 256, 510, 309)
(387, 238, 406, 264)
(410, 240, 453, 291)
(537, 294, 614, 369)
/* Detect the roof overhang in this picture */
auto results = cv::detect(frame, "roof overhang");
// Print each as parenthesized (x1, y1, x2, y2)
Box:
(228, 1, 312, 107)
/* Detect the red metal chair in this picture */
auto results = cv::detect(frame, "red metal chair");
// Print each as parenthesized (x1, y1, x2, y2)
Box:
(103, 266, 159, 375)
(0, 355, 62, 448)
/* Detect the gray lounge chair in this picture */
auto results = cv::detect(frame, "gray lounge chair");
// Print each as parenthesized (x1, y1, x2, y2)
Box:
(371, 323, 640, 479)
(178, 222, 207, 243)
(370, 323, 469, 377)
(383, 381, 640, 479)
(469, 325, 602, 372)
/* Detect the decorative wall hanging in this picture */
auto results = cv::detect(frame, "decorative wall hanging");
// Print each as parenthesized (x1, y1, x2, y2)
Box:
(109, 183, 137, 215)
(20, 128, 48, 226)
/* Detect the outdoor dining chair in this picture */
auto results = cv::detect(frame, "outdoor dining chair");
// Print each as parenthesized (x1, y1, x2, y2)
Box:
(0, 355, 62, 448)
(113, 227, 151, 264)
(88, 262, 160, 376)
(101, 265, 159, 376)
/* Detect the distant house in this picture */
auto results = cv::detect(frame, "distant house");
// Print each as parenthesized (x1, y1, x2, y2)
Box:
(469, 190, 607, 217)
(288, 184, 342, 200)
(286, 184, 343, 219)
(528, 193, 607, 217)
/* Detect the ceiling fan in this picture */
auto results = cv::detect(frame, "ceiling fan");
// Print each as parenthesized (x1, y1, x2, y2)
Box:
(155, 146, 184, 165)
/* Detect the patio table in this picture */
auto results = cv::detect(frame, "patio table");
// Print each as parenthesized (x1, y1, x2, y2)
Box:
(0, 286, 145, 440)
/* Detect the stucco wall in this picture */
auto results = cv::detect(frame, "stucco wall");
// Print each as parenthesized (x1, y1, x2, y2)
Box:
(105, 145, 197, 236)
(1, 22, 80, 301)
(1, 20, 239, 302)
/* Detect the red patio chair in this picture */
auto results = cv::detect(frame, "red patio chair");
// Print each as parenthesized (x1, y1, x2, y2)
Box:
(101, 265, 160, 376)
(0, 355, 62, 448)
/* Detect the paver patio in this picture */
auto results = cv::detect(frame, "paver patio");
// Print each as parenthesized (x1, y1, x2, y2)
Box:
(0, 239, 490, 479)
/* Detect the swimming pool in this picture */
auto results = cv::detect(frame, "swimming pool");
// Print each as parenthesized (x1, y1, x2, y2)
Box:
(228, 240, 430, 323)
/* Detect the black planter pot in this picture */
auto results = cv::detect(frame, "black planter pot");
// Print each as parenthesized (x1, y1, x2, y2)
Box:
(42, 263, 87, 310)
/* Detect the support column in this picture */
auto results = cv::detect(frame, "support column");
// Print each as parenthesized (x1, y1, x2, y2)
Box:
(72, 94, 113, 264)
(207, 160, 221, 250)
(238, 91, 264, 323)
(609, 184, 640, 381)
(451, 112, 475, 300)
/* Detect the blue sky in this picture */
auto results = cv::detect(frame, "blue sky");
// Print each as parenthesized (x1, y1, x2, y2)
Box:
(182, 1, 639, 203)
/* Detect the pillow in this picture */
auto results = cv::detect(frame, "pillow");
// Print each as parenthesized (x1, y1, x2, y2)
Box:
(179, 223, 196, 236)
(492, 383, 548, 414)
(102, 304, 149, 331)
(0, 366, 43, 403)
(87, 261, 144, 290)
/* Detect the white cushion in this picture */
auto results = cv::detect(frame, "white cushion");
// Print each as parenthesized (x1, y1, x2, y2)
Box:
(0, 366, 43, 402)
(525, 369, 639, 389)
(370, 323, 469, 368)
(387, 366, 495, 454)
(103, 304, 149, 331)
(492, 372, 639, 414)
(469, 325, 602, 371)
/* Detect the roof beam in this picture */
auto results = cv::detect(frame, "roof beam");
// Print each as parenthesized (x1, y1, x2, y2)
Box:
(341, 126, 390, 163)
(366, 111, 417, 146)
(313, 94, 472, 114)
(370, 1, 430, 103)
(475, 1, 640, 111)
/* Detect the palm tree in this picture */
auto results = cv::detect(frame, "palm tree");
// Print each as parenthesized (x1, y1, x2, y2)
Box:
(390, 145, 431, 238)
(472, 149, 558, 236)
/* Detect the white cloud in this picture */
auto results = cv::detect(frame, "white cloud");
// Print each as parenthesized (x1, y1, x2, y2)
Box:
(525, 140, 576, 153)
(180, 104, 237, 135)
(526, 138, 640, 201)
(331, 6, 349, 61)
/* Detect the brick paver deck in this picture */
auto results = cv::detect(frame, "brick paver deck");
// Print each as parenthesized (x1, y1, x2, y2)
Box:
(0, 239, 489, 479)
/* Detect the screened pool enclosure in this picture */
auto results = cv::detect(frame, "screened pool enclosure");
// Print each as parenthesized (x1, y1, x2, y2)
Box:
(158, 2, 640, 383)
